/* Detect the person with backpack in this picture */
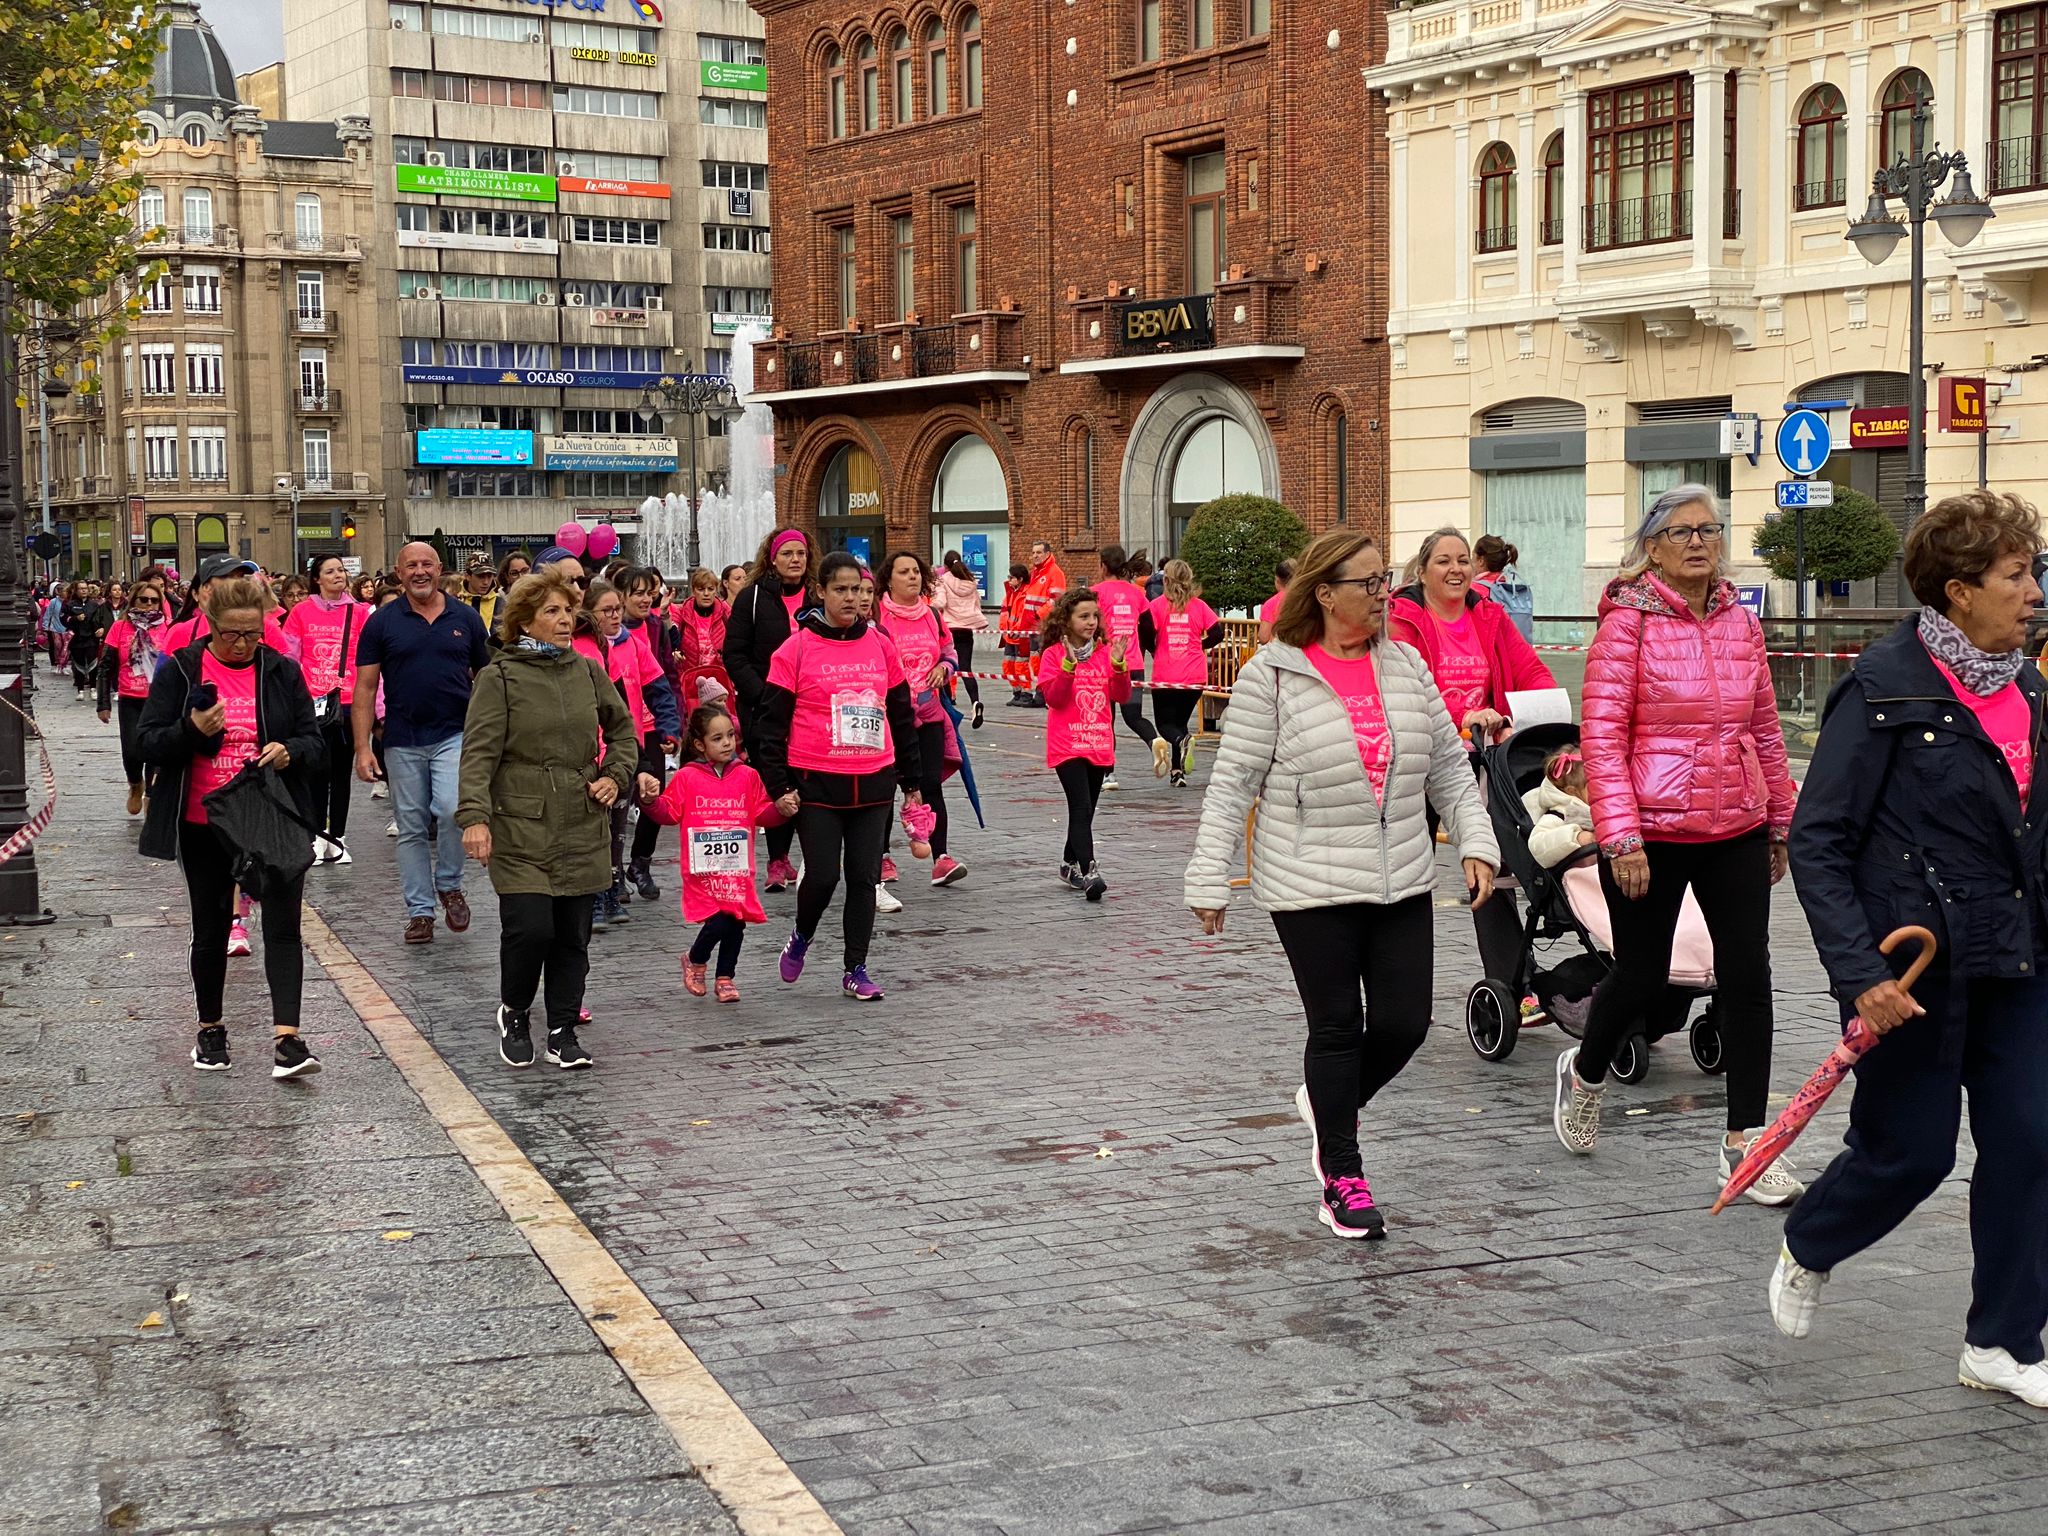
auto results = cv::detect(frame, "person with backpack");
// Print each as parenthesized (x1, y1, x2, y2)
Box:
(1474, 535, 1536, 640)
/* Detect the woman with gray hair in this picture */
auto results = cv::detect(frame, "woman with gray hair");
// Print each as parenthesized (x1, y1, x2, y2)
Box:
(1554, 485, 1799, 1200)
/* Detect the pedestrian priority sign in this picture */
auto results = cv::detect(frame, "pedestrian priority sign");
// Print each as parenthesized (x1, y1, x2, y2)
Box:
(1775, 480, 1834, 509)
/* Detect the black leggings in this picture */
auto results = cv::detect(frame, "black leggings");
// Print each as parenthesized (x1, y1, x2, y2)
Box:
(631, 733, 664, 862)
(794, 801, 890, 971)
(116, 696, 146, 788)
(499, 892, 595, 1033)
(1055, 757, 1105, 868)
(181, 819, 304, 1029)
(1574, 829, 1774, 1131)
(1271, 895, 1435, 1181)
(950, 629, 980, 705)
(689, 911, 746, 977)
(1154, 688, 1200, 756)
(1118, 684, 1158, 747)
(914, 719, 949, 858)
(314, 716, 353, 841)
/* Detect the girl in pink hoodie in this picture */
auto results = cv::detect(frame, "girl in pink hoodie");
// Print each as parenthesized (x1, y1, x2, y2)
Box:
(641, 704, 797, 1001)
(1038, 586, 1133, 901)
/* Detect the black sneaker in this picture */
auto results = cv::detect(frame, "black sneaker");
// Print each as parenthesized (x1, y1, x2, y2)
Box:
(271, 1034, 321, 1079)
(628, 859, 660, 903)
(606, 885, 631, 925)
(611, 867, 632, 907)
(191, 1026, 230, 1071)
(497, 1005, 534, 1069)
(545, 1027, 594, 1070)
(1059, 862, 1087, 892)
(590, 894, 609, 935)
(1082, 863, 1108, 902)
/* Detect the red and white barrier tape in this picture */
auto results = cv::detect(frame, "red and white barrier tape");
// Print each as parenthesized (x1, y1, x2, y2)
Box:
(0, 687, 58, 866)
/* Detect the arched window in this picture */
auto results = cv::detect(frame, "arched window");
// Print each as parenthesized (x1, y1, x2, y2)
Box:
(182, 121, 208, 148)
(1796, 85, 1847, 209)
(195, 514, 228, 554)
(1330, 407, 1349, 525)
(294, 193, 324, 248)
(1881, 69, 1932, 166)
(889, 27, 914, 124)
(1168, 415, 1260, 551)
(825, 45, 846, 139)
(148, 515, 179, 566)
(961, 8, 982, 109)
(857, 37, 878, 132)
(925, 18, 949, 117)
(1477, 142, 1517, 252)
(1540, 132, 1564, 244)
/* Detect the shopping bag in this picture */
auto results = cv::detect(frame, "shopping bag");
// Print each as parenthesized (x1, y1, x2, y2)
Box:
(199, 762, 317, 898)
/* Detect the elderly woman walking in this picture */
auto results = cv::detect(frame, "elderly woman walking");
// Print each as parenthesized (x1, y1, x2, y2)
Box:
(1555, 485, 1800, 1199)
(1771, 491, 2048, 1408)
(457, 570, 639, 1072)
(1187, 530, 1498, 1241)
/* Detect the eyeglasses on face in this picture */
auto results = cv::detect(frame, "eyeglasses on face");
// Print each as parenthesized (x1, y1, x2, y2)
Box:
(216, 627, 263, 644)
(1659, 521, 1725, 546)
(1323, 573, 1389, 596)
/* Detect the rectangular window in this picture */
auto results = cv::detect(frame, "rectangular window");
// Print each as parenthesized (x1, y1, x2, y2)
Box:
(703, 286, 773, 313)
(125, 428, 137, 479)
(403, 403, 436, 433)
(702, 223, 772, 252)
(567, 217, 663, 246)
(559, 471, 667, 498)
(699, 97, 767, 128)
(705, 347, 731, 376)
(428, 5, 530, 42)
(952, 204, 978, 313)
(144, 427, 178, 482)
(699, 34, 766, 64)
(296, 270, 325, 319)
(138, 188, 165, 232)
(182, 267, 221, 313)
(1248, 0, 1270, 37)
(559, 345, 664, 371)
(569, 151, 661, 181)
(400, 338, 435, 365)
(186, 344, 224, 397)
(1185, 151, 1226, 294)
(701, 161, 770, 190)
(1140, 0, 1161, 61)
(1995, 6, 2048, 192)
(891, 213, 916, 322)
(388, 1, 422, 26)
(447, 470, 539, 498)
(140, 274, 174, 313)
(299, 350, 328, 400)
(302, 429, 332, 486)
(553, 85, 657, 118)
(561, 280, 660, 308)
(1193, 0, 1214, 49)
(182, 190, 213, 238)
(1584, 74, 1693, 250)
(140, 344, 176, 396)
(392, 68, 428, 98)
(552, 17, 660, 51)
(835, 225, 857, 328)
(561, 409, 645, 435)
(189, 427, 228, 483)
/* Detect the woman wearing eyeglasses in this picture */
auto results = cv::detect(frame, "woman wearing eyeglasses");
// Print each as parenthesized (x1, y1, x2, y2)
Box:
(1554, 484, 1799, 1200)
(97, 572, 171, 816)
(1186, 531, 1498, 1241)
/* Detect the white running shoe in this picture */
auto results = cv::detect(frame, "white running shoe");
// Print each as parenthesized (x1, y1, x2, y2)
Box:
(1960, 1346, 2048, 1408)
(874, 883, 903, 914)
(330, 838, 352, 865)
(385, 820, 399, 838)
(226, 919, 252, 958)
(1102, 774, 1120, 792)
(1721, 1134, 1806, 1206)
(1294, 1083, 1323, 1185)
(1552, 1046, 1603, 1155)
(370, 780, 388, 800)
(1768, 1244, 1830, 1339)
(314, 837, 338, 865)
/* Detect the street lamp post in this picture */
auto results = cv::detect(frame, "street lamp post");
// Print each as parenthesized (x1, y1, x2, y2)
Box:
(639, 370, 742, 571)
(0, 175, 46, 919)
(1845, 96, 1994, 530)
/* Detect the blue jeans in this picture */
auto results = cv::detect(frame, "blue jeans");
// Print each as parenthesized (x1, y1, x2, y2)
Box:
(387, 734, 465, 919)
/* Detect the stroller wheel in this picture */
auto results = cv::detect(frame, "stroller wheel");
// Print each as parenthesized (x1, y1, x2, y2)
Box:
(1465, 979, 1519, 1062)
(1612, 1031, 1651, 1086)
(1689, 1008, 1727, 1075)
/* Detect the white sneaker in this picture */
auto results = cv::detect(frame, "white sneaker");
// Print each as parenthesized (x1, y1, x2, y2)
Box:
(385, 820, 399, 838)
(370, 780, 389, 800)
(1768, 1244, 1830, 1338)
(1552, 1046, 1603, 1155)
(1721, 1133, 1806, 1206)
(1960, 1346, 2048, 1408)
(1294, 1083, 1323, 1185)
(330, 838, 352, 865)
(1103, 774, 1120, 792)
(314, 837, 338, 865)
(874, 883, 903, 914)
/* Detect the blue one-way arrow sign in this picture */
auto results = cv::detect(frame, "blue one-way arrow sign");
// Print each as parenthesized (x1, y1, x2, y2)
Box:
(1775, 409, 1833, 477)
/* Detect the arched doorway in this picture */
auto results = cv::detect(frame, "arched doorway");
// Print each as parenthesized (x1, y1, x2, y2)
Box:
(1119, 373, 1280, 557)
(929, 433, 1008, 609)
(1797, 371, 1911, 605)
(149, 515, 180, 573)
(816, 443, 886, 567)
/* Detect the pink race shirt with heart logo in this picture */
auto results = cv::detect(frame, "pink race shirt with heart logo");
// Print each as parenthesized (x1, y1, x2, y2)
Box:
(1305, 643, 1391, 802)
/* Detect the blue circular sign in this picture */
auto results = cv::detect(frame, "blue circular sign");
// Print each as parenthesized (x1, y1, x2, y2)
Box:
(1776, 409, 1833, 477)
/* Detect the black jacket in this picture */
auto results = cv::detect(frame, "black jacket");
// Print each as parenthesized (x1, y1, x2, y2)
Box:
(1790, 618, 2048, 1005)
(722, 575, 818, 728)
(749, 616, 921, 807)
(136, 640, 325, 862)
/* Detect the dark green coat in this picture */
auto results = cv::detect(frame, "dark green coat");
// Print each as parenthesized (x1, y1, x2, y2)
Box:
(456, 645, 637, 897)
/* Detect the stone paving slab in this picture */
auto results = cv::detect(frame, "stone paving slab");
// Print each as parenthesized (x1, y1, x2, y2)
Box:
(2, 696, 737, 1535)
(305, 703, 2048, 1534)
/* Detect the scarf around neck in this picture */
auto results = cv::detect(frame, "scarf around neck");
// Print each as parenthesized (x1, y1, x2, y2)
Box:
(126, 605, 165, 685)
(515, 635, 564, 658)
(879, 593, 930, 626)
(1919, 605, 2023, 696)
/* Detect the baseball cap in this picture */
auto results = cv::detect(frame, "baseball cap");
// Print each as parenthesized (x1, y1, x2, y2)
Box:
(465, 553, 495, 576)
(193, 555, 260, 588)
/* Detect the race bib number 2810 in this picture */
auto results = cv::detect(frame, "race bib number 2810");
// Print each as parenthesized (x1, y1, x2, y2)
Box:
(689, 827, 749, 876)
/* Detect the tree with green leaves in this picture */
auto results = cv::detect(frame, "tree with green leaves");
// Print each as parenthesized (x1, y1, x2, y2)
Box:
(1179, 494, 1309, 614)
(1751, 486, 1900, 599)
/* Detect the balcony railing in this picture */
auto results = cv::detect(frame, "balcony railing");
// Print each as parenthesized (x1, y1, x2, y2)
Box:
(147, 224, 239, 250)
(755, 310, 1026, 394)
(1794, 178, 1846, 212)
(910, 323, 956, 376)
(264, 232, 364, 256)
(1540, 216, 1563, 246)
(295, 388, 342, 414)
(294, 310, 333, 334)
(1988, 135, 2048, 194)
(1583, 192, 1690, 251)
(1067, 273, 1298, 364)
(1476, 223, 1517, 254)
(1724, 189, 1742, 239)
(849, 333, 880, 384)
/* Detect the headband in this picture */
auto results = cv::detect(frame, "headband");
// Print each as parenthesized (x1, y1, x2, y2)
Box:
(1545, 749, 1584, 784)
(770, 529, 807, 556)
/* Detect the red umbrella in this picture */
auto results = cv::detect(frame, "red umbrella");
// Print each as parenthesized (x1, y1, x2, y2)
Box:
(1710, 924, 1937, 1215)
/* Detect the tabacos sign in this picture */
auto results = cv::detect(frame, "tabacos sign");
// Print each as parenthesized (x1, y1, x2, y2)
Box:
(1939, 376, 1988, 433)
(1848, 407, 1911, 449)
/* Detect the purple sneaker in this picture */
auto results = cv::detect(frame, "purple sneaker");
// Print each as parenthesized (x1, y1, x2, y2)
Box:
(778, 930, 810, 984)
(842, 966, 884, 1001)
(1319, 1174, 1386, 1241)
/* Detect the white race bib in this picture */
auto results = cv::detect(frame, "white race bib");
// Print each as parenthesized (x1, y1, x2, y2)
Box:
(688, 827, 749, 876)
(831, 689, 887, 752)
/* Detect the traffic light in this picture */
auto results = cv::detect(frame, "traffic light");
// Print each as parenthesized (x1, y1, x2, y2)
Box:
(341, 515, 357, 541)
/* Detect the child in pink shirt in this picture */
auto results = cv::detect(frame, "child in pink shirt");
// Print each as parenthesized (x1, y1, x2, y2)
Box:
(1038, 587, 1133, 902)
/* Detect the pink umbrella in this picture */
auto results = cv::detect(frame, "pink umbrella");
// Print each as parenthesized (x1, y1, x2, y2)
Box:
(1711, 925, 1937, 1215)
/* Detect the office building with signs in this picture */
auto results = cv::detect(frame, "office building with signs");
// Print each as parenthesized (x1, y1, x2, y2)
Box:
(25, 1, 386, 578)
(282, 0, 773, 562)
(744, 0, 1386, 584)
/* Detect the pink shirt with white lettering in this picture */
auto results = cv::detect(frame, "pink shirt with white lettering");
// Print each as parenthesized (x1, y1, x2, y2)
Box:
(1305, 642, 1391, 802)
(1093, 580, 1147, 652)
(643, 758, 785, 924)
(1931, 655, 2034, 806)
(1146, 596, 1218, 690)
(1039, 641, 1133, 768)
(281, 596, 366, 700)
(1427, 608, 1492, 733)
(184, 653, 261, 824)
(766, 625, 905, 776)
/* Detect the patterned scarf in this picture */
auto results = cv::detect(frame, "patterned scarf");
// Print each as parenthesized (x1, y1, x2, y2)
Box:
(126, 606, 165, 688)
(1919, 605, 2023, 696)
(515, 635, 564, 658)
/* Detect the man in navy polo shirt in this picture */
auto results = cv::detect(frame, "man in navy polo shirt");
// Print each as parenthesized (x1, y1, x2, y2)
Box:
(351, 543, 490, 944)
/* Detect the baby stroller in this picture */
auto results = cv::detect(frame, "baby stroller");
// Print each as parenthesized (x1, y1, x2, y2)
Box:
(1462, 721, 1725, 1084)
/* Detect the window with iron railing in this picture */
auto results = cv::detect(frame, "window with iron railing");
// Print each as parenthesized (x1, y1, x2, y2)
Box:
(1993, 5, 2048, 192)
(1795, 84, 1847, 209)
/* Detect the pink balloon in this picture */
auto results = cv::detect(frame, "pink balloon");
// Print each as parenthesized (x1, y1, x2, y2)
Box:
(554, 522, 588, 557)
(586, 523, 619, 562)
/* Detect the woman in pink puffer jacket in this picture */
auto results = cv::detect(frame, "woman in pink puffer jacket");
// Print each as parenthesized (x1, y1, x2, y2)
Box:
(1553, 485, 1800, 1201)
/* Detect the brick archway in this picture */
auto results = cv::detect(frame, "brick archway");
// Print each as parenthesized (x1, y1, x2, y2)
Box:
(783, 415, 897, 539)
(1116, 372, 1281, 557)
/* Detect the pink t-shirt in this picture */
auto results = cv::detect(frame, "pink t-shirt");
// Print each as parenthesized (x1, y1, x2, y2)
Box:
(766, 626, 905, 776)
(1259, 590, 1285, 626)
(1039, 642, 1131, 768)
(1093, 580, 1147, 652)
(644, 759, 782, 924)
(104, 618, 160, 699)
(1931, 656, 2034, 805)
(781, 588, 804, 622)
(573, 631, 655, 742)
(1305, 643, 1391, 802)
(281, 597, 366, 701)
(1428, 609, 1492, 731)
(184, 652, 261, 824)
(1146, 596, 1218, 690)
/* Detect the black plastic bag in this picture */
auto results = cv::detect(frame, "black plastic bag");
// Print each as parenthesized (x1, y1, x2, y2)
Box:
(199, 762, 316, 898)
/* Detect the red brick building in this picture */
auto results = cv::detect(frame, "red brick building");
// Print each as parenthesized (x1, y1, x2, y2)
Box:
(747, 0, 1387, 592)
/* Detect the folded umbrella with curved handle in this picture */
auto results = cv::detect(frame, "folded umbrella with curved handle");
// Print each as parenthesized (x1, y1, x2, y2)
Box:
(1710, 924, 1937, 1216)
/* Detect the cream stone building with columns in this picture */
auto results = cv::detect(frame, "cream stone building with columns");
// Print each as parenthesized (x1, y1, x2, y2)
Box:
(1369, 0, 2048, 621)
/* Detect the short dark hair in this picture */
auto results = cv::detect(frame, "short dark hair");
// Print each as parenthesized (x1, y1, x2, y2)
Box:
(1904, 490, 2043, 611)
(818, 550, 865, 588)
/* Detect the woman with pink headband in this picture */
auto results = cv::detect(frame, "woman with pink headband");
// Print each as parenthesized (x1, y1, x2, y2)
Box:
(723, 528, 821, 892)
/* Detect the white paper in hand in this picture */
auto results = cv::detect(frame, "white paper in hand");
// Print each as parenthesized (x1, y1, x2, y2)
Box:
(1506, 688, 1573, 728)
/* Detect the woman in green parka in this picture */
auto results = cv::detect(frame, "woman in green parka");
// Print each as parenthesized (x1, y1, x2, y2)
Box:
(458, 569, 642, 1072)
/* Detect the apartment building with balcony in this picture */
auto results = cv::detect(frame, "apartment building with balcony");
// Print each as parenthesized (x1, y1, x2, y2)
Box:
(23, 2, 386, 578)
(746, 0, 1385, 582)
(281, 0, 774, 566)
(1369, 0, 2048, 616)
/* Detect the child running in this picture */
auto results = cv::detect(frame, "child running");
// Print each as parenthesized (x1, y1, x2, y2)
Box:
(641, 704, 798, 1001)
(1038, 587, 1132, 901)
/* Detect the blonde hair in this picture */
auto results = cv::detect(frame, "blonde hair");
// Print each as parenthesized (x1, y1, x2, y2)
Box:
(199, 576, 274, 624)
(496, 568, 577, 645)
(1161, 558, 1198, 610)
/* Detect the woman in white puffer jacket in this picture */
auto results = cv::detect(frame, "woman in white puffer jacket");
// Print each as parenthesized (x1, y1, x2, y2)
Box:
(1187, 530, 1498, 1242)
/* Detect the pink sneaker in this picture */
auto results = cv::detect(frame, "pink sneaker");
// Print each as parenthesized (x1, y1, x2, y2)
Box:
(715, 977, 740, 1003)
(1319, 1175, 1386, 1240)
(226, 919, 252, 958)
(879, 855, 900, 884)
(931, 854, 966, 887)
(765, 856, 795, 892)
(682, 960, 708, 997)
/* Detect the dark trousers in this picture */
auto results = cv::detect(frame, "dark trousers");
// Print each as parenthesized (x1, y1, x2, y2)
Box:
(1154, 688, 1199, 754)
(499, 892, 595, 1033)
(1786, 975, 2048, 1362)
(631, 733, 664, 862)
(1428, 778, 1525, 989)
(950, 629, 980, 705)
(1055, 758, 1105, 868)
(1118, 687, 1158, 747)
(794, 801, 890, 971)
(1271, 896, 1434, 1181)
(1575, 829, 1774, 1131)
(314, 716, 353, 841)
(689, 911, 747, 977)
(914, 719, 949, 858)
(765, 819, 796, 866)
(180, 819, 303, 1029)
(116, 696, 146, 788)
